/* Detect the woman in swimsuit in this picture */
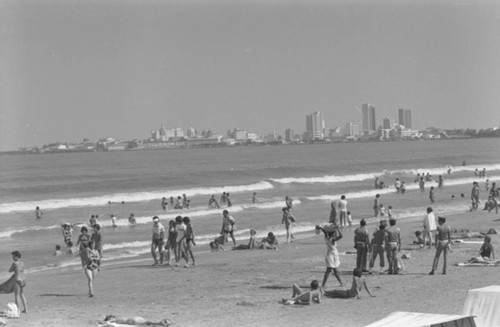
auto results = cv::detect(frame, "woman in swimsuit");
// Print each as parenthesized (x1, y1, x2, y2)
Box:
(81, 241, 100, 297)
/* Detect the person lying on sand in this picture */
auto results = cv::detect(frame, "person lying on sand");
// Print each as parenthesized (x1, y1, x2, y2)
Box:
(281, 280, 321, 305)
(323, 268, 375, 300)
(102, 315, 171, 326)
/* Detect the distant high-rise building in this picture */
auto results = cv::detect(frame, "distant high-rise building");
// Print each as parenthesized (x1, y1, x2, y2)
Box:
(285, 128, 294, 142)
(345, 122, 360, 138)
(306, 111, 325, 140)
(398, 108, 412, 129)
(362, 104, 376, 134)
(186, 127, 196, 138)
(382, 117, 393, 129)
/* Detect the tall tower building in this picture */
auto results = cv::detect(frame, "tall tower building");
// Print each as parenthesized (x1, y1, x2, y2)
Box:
(306, 112, 325, 140)
(285, 128, 295, 142)
(382, 117, 392, 129)
(362, 104, 376, 134)
(398, 108, 412, 129)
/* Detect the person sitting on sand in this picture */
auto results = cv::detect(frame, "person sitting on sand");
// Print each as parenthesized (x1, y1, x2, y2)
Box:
(282, 279, 321, 305)
(258, 232, 278, 250)
(323, 268, 375, 299)
(209, 235, 225, 251)
(479, 236, 495, 260)
(233, 229, 257, 250)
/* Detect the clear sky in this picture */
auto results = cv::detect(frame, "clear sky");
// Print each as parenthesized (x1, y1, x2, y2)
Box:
(1, 0, 499, 151)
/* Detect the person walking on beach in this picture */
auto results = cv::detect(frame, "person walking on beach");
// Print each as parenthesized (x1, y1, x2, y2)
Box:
(282, 207, 296, 243)
(151, 216, 165, 266)
(0, 251, 28, 313)
(35, 206, 43, 219)
(422, 207, 436, 249)
(429, 216, 451, 275)
(175, 216, 189, 267)
(183, 216, 196, 266)
(165, 220, 177, 265)
(316, 224, 343, 289)
(373, 194, 381, 217)
(91, 224, 103, 268)
(338, 195, 348, 229)
(385, 218, 401, 275)
(76, 226, 91, 264)
(329, 201, 338, 225)
(429, 186, 436, 203)
(81, 241, 100, 297)
(368, 223, 387, 275)
(471, 182, 480, 211)
(354, 219, 370, 272)
(221, 210, 236, 246)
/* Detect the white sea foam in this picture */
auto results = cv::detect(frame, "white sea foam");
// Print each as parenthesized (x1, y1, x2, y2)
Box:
(0, 181, 274, 214)
(270, 163, 500, 185)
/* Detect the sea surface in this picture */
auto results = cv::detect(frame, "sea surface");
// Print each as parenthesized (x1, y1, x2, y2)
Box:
(0, 138, 499, 278)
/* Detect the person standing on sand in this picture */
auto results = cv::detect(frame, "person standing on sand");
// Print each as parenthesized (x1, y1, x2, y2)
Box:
(368, 223, 387, 275)
(175, 216, 189, 267)
(0, 251, 28, 313)
(35, 206, 43, 219)
(329, 201, 338, 225)
(422, 207, 436, 249)
(373, 194, 381, 217)
(221, 210, 236, 246)
(385, 218, 401, 275)
(151, 216, 165, 266)
(281, 207, 296, 243)
(80, 241, 100, 297)
(354, 219, 370, 272)
(429, 186, 436, 203)
(316, 224, 343, 289)
(429, 216, 451, 275)
(419, 177, 425, 192)
(91, 224, 103, 268)
(438, 175, 443, 189)
(338, 195, 348, 229)
(76, 226, 91, 264)
(471, 182, 480, 211)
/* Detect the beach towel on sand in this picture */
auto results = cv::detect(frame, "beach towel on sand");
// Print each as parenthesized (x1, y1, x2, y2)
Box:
(0, 275, 16, 294)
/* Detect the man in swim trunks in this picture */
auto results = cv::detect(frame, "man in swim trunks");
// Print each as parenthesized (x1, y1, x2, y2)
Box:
(429, 216, 451, 275)
(221, 210, 236, 246)
(324, 268, 375, 299)
(338, 195, 348, 228)
(151, 216, 165, 265)
(385, 218, 401, 274)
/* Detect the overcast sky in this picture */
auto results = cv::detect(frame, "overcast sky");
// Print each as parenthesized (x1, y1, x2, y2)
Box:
(1, 0, 499, 150)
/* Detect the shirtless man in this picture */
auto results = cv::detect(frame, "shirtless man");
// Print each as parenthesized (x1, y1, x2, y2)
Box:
(471, 182, 480, 211)
(282, 280, 322, 305)
(429, 216, 451, 275)
(221, 210, 236, 246)
(369, 223, 387, 274)
(324, 268, 375, 299)
(385, 218, 401, 275)
(338, 195, 348, 228)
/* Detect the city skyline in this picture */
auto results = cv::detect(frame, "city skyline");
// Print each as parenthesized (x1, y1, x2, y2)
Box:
(1, 0, 500, 151)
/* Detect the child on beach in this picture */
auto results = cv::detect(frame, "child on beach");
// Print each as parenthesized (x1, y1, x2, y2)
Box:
(0, 251, 28, 313)
(110, 214, 117, 227)
(183, 217, 196, 266)
(282, 280, 322, 305)
(259, 232, 278, 250)
(233, 229, 257, 250)
(54, 245, 62, 256)
(379, 205, 386, 217)
(316, 224, 343, 289)
(479, 236, 495, 260)
(324, 268, 375, 299)
(347, 211, 353, 227)
(387, 206, 393, 219)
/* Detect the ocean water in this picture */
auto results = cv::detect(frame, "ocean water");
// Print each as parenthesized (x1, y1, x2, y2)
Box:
(0, 138, 499, 278)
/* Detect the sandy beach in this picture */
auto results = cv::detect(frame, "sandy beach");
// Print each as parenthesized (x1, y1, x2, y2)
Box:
(3, 190, 499, 327)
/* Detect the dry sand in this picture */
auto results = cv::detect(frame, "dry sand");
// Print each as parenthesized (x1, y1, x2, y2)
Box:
(2, 199, 499, 326)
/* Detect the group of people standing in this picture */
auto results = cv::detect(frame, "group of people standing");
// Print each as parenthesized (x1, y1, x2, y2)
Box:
(162, 194, 191, 211)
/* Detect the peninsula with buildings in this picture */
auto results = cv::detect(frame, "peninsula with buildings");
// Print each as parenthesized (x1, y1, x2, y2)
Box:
(17, 106, 500, 153)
